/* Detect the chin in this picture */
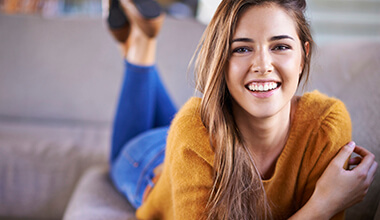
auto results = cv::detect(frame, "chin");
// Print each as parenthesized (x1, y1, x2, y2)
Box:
(249, 108, 279, 119)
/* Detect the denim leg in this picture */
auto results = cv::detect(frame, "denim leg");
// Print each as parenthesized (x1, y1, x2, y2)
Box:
(111, 126, 168, 208)
(110, 61, 177, 163)
(153, 72, 177, 127)
(111, 61, 155, 163)
(110, 60, 178, 207)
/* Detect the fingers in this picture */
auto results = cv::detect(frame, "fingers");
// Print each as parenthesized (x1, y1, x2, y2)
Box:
(353, 145, 372, 157)
(353, 146, 376, 172)
(333, 141, 356, 166)
(348, 156, 362, 166)
(367, 161, 378, 184)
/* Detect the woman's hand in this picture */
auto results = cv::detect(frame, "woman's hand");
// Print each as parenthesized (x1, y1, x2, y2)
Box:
(290, 141, 377, 220)
(312, 141, 377, 218)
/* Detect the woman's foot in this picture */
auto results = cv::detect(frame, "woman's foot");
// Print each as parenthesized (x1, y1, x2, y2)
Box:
(121, 0, 165, 65)
(133, 0, 162, 19)
(107, 0, 130, 43)
(108, 0, 164, 43)
(107, 0, 165, 65)
(120, 0, 165, 38)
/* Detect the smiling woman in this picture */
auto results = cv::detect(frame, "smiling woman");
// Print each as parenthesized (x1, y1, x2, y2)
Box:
(107, 0, 377, 219)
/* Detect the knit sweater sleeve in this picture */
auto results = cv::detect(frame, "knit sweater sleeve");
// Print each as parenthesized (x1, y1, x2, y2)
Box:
(165, 98, 214, 219)
(300, 97, 352, 219)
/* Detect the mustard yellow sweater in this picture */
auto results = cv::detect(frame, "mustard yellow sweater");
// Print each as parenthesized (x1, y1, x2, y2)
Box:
(136, 91, 351, 219)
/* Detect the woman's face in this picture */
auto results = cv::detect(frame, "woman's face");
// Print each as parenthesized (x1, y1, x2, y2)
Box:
(226, 3, 306, 120)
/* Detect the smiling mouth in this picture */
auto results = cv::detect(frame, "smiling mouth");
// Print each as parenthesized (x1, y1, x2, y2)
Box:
(246, 82, 281, 92)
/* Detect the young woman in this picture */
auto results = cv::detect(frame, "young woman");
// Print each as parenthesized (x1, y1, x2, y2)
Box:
(108, 0, 378, 219)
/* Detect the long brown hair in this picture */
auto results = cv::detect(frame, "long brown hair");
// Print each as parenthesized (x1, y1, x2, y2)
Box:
(193, 0, 314, 219)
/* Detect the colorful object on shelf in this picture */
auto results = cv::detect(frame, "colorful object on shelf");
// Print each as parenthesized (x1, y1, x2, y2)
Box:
(0, 0, 102, 17)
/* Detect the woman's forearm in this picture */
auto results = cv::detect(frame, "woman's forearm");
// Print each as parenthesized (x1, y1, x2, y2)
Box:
(288, 194, 333, 220)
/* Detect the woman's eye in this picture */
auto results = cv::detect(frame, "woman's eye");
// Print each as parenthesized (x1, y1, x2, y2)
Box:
(232, 47, 252, 53)
(273, 45, 290, 51)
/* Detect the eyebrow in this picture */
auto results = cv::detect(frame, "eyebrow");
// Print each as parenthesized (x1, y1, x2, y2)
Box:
(231, 35, 295, 43)
(231, 38, 254, 43)
(270, 35, 295, 41)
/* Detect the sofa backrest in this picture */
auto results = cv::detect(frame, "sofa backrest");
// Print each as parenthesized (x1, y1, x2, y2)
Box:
(0, 14, 205, 125)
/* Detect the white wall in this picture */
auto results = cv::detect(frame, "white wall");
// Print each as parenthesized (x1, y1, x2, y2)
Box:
(196, 0, 380, 44)
(196, 0, 221, 24)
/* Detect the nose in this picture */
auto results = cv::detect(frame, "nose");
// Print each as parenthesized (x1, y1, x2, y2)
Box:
(250, 48, 273, 74)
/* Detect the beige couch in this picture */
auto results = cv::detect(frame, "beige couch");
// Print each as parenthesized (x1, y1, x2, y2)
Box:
(0, 14, 379, 220)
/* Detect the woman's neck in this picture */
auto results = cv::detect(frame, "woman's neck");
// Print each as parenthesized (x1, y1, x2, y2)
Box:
(239, 104, 291, 151)
(234, 97, 298, 179)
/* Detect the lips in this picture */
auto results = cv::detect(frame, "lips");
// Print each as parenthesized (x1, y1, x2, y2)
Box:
(246, 81, 281, 92)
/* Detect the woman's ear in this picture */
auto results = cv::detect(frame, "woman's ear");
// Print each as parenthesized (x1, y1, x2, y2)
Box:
(300, 41, 310, 72)
(304, 41, 310, 56)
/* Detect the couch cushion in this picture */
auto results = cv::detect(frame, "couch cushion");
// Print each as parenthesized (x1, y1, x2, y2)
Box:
(63, 166, 136, 220)
(0, 119, 109, 219)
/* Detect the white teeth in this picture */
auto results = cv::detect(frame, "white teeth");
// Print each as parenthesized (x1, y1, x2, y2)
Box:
(248, 82, 278, 92)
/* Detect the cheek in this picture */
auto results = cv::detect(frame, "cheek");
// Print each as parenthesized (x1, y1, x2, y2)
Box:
(227, 59, 244, 85)
(228, 58, 243, 75)
(276, 54, 303, 81)
(228, 57, 251, 79)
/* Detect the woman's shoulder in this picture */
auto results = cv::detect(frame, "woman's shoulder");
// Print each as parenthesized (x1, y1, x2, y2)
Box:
(297, 90, 351, 125)
(166, 97, 214, 166)
(176, 97, 202, 117)
(170, 97, 204, 131)
(290, 90, 352, 154)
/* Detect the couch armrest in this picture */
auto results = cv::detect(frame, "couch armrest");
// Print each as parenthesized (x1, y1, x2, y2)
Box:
(63, 166, 136, 220)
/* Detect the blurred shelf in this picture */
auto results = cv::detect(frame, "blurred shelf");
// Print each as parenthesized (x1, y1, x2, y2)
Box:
(0, 0, 102, 18)
(307, 0, 380, 44)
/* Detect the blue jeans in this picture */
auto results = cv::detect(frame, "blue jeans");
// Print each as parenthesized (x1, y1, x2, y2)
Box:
(110, 61, 177, 208)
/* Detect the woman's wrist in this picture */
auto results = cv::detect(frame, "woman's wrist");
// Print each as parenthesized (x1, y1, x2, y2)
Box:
(289, 194, 333, 220)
